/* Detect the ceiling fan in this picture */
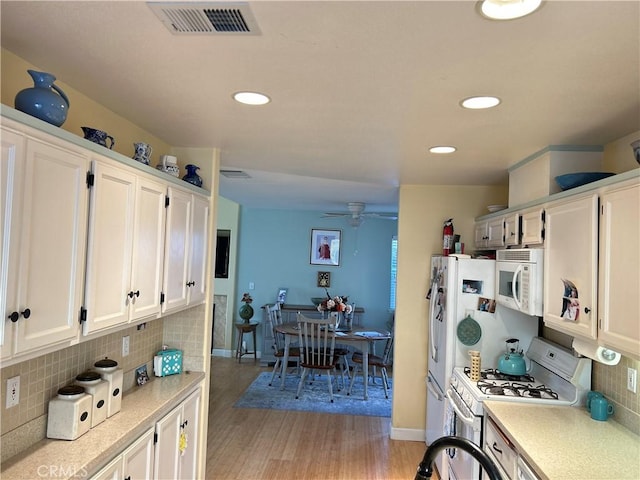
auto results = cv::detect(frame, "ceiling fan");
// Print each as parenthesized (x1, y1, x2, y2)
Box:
(322, 202, 398, 227)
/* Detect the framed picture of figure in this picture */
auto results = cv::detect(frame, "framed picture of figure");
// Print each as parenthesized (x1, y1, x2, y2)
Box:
(310, 229, 341, 266)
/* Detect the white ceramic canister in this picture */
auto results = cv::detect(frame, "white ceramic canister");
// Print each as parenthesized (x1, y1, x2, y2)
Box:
(94, 358, 123, 417)
(46, 385, 93, 440)
(75, 370, 108, 428)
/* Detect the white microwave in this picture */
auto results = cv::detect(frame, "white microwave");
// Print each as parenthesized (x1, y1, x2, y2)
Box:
(495, 249, 544, 316)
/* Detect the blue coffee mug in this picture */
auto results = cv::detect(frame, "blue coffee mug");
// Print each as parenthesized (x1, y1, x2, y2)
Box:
(590, 396, 614, 421)
(586, 391, 604, 411)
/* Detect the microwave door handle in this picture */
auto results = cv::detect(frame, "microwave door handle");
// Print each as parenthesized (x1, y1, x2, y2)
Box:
(512, 265, 523, 311)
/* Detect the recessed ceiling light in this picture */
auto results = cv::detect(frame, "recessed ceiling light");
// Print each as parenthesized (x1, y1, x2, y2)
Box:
(233, 91, 270, 105)
(478, 0, 542, 21)
(461, 96, 501, 109)
(429, 146, 457, 154)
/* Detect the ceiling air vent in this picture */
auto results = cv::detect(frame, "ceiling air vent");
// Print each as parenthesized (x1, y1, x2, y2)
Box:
(220, 170, 251, 179)
(148, 2, 260, 35)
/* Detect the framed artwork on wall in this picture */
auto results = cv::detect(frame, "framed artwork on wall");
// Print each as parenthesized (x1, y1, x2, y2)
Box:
(310, 228, 341, 266)
(317, 271, 331, 288)
(277, 288, 288, 304)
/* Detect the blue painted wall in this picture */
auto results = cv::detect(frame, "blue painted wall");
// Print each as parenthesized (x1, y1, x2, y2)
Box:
(235, 207, 397, 344)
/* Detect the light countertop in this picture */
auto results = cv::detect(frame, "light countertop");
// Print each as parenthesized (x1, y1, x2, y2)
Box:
(1, 371, 205, 480)
(484, 401, 640, 480)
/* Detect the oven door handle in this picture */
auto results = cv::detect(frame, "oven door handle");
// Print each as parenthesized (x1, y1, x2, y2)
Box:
(446, 389, 480, 431)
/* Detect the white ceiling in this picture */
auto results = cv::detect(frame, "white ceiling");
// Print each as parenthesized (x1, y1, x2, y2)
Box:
(1, 1, 639, 215)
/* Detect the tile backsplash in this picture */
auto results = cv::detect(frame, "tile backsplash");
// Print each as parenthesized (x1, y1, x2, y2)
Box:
(1, 320, 164, 461)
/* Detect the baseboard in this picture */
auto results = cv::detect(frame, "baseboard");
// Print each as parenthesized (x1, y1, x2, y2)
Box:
(390, 426, 426, 442)
(211, 349, 263, 359)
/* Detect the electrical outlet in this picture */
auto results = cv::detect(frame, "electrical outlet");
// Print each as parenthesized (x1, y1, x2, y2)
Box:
(249, 282, 255, 290)
(6, 376, 20, 408)
(122, 335, 130, 357)
(628, 368, 637, 394)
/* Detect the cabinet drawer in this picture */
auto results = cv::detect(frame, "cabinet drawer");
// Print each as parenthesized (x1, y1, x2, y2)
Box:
(485, 417, 517, 479)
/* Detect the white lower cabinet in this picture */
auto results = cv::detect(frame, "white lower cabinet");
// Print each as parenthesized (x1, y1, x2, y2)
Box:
(154, 388, 201, 480)
(1, 120, 88, 360)
(162, 188, 209, 314)
(91, 428, 155, 480)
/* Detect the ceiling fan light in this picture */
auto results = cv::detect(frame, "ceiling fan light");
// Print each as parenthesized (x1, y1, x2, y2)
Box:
(233, 91, 271, 105)
(461, 96, 501, 109)
(429, 146, 457, 154)
(478, 0, 542, 20)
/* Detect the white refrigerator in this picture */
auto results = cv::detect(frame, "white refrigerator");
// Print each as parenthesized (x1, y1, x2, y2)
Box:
(424, 255, 538, 476)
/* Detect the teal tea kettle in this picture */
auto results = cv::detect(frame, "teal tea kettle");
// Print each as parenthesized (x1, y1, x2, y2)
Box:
(498, 338, 527, 376)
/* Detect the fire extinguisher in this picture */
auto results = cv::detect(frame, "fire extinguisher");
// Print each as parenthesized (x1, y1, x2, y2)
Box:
(443, 218, 454, 256)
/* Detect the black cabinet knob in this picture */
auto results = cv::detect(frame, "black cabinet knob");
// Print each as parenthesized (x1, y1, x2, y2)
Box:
(127, 291, 134, 298)
(584, 307, 591, 314)
(8, 311, 19, 323)
(21, 308, 31, 319)
(134, 290, 140, 297)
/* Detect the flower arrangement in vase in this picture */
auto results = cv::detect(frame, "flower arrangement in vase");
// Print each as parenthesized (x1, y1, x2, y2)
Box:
(239, 292, 254, 323)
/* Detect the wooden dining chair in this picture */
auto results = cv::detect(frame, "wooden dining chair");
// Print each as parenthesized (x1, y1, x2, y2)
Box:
(295, 313, 339, 402)
(267, 303, 300, 386)
(347, 333, 394, 399)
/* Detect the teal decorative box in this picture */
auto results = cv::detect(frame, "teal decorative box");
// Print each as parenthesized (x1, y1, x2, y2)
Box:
(153, 349, 183, 377)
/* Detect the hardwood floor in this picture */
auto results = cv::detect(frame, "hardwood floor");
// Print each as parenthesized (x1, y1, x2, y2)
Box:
(205, 357, 430, 480)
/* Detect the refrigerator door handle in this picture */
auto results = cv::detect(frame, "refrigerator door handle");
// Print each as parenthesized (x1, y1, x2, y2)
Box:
(426, 374, 444, 401)
(429, 279, 439, 362)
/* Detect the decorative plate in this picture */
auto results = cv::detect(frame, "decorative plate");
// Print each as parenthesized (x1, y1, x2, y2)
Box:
(457, 316, 482, 346)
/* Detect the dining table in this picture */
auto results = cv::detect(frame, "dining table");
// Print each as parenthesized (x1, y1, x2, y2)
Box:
(275, 322, 391, 400)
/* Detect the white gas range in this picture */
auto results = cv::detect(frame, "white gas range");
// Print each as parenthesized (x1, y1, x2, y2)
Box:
(443, 337, 592, 480)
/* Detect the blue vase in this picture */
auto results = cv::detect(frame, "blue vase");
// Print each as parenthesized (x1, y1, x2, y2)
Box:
(182, 164, 203, 187)
(15, 70, 70, 127)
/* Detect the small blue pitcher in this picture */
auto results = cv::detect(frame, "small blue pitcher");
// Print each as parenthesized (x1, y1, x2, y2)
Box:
(82, 127, 115, 149)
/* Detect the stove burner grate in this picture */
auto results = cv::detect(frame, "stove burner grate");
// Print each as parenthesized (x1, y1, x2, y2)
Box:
(464, 366, 535, 383)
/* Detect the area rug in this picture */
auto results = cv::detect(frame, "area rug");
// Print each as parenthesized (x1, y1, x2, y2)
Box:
(234, 372, 392, 417)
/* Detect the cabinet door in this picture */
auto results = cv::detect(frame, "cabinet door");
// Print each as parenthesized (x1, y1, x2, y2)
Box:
(154, 404, 182, 480)
(598, 182, 640, 357)
(90, 456, 122, 480)
(129, 177, 166, 322)
(180, 389, 201, 480)
(486, 217, 505, 248)
(521, 207, 544, 246)
(162, 187, 192, 313)
(83, 160, 136, 334)
(543, 194, 598, 339)
(504, 213, 520, 246)
(0, 128, 25, 360)
(474, 221, 488, 248)
(187, 195, 209, 306)
(14, 138, 88, 353)
(123, 428, 155, 480)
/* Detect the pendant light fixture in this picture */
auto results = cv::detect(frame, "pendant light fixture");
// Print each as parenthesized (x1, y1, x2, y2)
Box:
(478, 0, 542, 20)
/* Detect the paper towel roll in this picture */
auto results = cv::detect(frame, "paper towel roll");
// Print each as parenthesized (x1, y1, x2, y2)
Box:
(572, 338, 621, 365)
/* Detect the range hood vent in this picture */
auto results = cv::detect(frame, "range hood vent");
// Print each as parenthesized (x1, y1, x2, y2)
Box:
(148, 2, 260, 35)
(220, 170, 251, 179)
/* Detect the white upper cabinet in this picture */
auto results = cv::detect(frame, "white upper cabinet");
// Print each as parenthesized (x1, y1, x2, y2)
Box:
(162, 187, 209, 314)
(83, 157, 166, 335)
(520, 206, 545, 246)
(504, 213, 520, 247)
(1, 121, 89, 357)
(597, 181, 640, 358)
(543, 193, 599, 339)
